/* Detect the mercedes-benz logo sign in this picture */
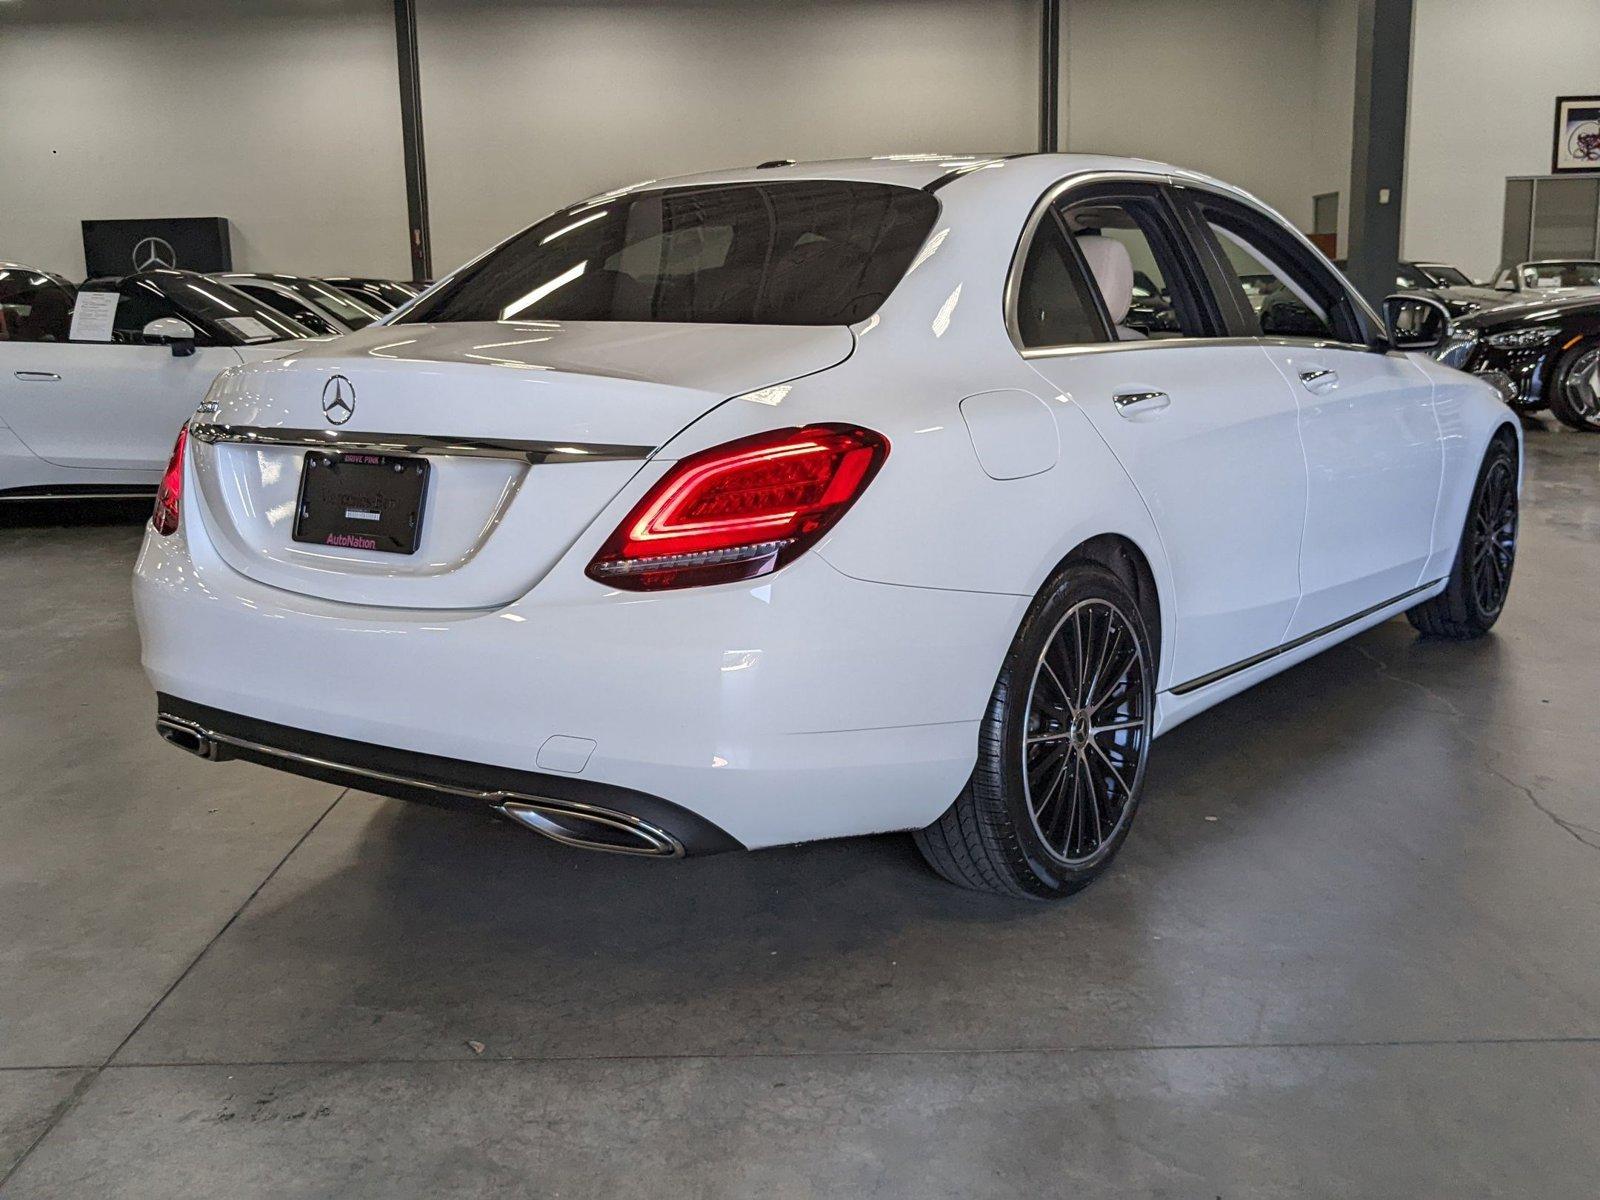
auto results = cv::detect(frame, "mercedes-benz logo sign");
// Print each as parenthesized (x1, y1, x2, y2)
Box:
(321, 375, 356, 426)
(132, 236, 177, 272)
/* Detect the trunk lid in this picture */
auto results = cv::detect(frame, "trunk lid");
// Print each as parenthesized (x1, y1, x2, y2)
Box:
(189, 320, 853, 608)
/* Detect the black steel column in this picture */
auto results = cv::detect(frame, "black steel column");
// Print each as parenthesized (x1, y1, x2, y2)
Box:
(394, 0, 433, 282)
(1039, 0, 1061, 153)
(1346, 0, 1412, 308)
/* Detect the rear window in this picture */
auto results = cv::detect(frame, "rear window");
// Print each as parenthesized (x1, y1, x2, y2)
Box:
(404, 181, 940, 327)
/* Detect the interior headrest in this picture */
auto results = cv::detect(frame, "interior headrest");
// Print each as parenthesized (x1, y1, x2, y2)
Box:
(1075, 234, 1134, 325)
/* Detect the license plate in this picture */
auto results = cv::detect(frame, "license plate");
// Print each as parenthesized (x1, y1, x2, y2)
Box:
(292, 451, 429, 555)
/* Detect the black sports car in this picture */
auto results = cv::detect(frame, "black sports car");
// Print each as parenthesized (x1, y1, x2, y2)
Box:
(1340, 258, 1505, 319)
(1425, 293, 1600, 431)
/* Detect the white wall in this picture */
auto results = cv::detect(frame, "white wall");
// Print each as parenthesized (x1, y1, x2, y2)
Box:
(0, 4, 410, 280)
(1061, 0, 1333, 230)
(1309, 0, 1357, 254)
(416, 0, 1039, 273)
(1406, 0, 1600, 279)
(11, 0, 1491, 288)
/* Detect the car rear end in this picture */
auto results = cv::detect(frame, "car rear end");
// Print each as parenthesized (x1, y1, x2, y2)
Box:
(133, 173, 1015, 854)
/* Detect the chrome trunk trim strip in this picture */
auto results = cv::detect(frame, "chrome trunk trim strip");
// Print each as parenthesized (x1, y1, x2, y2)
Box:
(187, 424, 654, 465)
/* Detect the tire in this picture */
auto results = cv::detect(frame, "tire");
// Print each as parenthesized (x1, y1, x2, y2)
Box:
(914, 563, 1155, 899)
(1547, 342, 1600, 432)
(1406, 434, 1518, 639)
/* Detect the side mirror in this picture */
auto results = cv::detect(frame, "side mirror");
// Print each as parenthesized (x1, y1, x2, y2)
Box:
(142, 317, 197, 357)
(1382, 294, 1451, 352)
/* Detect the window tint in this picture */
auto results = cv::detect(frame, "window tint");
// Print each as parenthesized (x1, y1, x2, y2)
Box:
(108, 279, 184, 342)
(282, 279, 379, 329)
(238, 285, 340, 336)
(1014, 216, 1105, 349)
(1059, 195, 1206, 340)
(0, 269, 74, 342)
(405, 181, 940, 326)
(1196, 197, 1357, 341)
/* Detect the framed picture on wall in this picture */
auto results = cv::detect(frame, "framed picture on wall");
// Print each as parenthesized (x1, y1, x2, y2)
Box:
(1552, 96, 1600, 173)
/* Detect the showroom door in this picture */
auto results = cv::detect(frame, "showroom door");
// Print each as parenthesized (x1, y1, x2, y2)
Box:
(1182, 189, 1443, 638)
(1020, 185, 1308, 690)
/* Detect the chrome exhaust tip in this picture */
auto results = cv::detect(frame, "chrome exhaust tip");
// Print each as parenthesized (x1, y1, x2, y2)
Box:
(496, 799, 683, 858)
(156, 716, 228, 761)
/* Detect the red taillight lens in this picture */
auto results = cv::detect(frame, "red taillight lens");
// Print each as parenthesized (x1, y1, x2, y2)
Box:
(151, 425, 188, 536)
(587, 423, 889, 591)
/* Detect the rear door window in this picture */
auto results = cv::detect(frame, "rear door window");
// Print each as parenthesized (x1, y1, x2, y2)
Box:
(1012, 214, 1107, 349)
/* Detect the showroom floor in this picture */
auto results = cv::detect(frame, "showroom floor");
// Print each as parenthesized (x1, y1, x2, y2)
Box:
(1, 423, 1596, 1198)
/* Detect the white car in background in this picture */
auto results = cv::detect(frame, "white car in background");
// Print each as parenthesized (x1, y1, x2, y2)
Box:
(0, 267, 314, 500)
(135, 155, 1519, 898)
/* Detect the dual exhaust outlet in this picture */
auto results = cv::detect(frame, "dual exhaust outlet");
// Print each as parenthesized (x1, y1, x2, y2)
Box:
(156, 715, 682, 858)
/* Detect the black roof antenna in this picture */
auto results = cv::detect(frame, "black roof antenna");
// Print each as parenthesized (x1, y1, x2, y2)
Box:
(756, 159, 797, 169)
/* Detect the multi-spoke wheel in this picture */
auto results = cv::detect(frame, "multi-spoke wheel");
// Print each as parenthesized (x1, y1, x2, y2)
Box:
(1549, 343, 1600, 432)
(915, 562, 1156, 898)
(1470, 455, 1517, 618)
(1022, 599, 1149, 866)
(1408, 434, 1518, 640)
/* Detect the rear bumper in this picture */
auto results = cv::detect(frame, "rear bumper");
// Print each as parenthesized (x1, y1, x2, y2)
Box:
(156, 695, 740, 856)
(133, 511, 1024, 850)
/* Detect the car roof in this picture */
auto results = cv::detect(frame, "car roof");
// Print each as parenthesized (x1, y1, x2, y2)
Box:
(573, 152, 1246, 204)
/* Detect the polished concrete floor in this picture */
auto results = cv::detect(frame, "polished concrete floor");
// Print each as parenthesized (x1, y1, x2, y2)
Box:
(1, 423, 1596, 1198)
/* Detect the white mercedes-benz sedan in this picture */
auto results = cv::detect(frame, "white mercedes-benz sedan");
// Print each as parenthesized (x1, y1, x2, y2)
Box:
(133, 155, 1520, 898)
(1, 267, 314, 502)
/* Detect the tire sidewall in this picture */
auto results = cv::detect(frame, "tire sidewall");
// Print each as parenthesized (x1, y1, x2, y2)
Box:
(1550, 342, 1600, 431)
(990, 564, 1154, 896)
(1457, 436, 1518, 625)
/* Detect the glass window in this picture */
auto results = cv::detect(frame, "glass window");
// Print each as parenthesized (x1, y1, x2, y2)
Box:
(1058, 195, 1204, 340)
(106, 279, 184, 344)
(281, 279, 380, 329)
(1013, 216, 1105, 349)
(1196, 198, 1357, 341)
(1422, 264, 1472, 287)
(404, 180, 940, 326)
(1521, 261, 1600, 289)
(0, 268, 75, 342)
(237, 285, 341, 337)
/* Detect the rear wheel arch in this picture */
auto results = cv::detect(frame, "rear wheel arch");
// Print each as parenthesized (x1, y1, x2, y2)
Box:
(1051, 534, 1163, 679)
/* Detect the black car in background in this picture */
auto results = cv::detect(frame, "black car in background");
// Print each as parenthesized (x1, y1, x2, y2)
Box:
(323, 277, 420, 312)
(1340, 258, 1506, 319)
(1427, 294, 1600, 431)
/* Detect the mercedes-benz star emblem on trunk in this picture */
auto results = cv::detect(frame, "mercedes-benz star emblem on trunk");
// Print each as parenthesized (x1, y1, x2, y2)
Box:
(321, 375, 356, 425)
(132, 236, 177, 271)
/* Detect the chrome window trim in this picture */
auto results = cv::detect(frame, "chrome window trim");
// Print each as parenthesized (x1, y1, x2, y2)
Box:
(1004, 170, 1173, 356)
(1004, 171, 1383, 356)
(187, 423, 654, 465)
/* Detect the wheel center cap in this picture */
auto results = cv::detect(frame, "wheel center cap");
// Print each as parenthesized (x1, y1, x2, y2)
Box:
(1070, 716, 1089, 749)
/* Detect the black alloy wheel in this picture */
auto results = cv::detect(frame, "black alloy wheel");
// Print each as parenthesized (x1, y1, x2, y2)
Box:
(915, 563, 1155, 899)
(1021, 598, 1150, 865)
(1408, 435, 1518, 639)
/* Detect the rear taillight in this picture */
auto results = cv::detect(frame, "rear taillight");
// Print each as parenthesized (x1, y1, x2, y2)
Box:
(151, 425, 188, 536)
(587, 423, 888, 591)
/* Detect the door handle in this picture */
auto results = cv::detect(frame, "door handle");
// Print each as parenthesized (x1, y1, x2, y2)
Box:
(1298, 367, 1339, 393)
(14, 371, 61, 382)
(1112, 390, 1171, 418)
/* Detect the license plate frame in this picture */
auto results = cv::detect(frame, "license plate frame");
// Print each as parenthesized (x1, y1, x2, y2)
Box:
(291, 451, 430, 555)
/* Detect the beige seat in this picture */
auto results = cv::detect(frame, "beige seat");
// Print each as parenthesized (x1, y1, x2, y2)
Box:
(1075, 234, 1146, 341)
